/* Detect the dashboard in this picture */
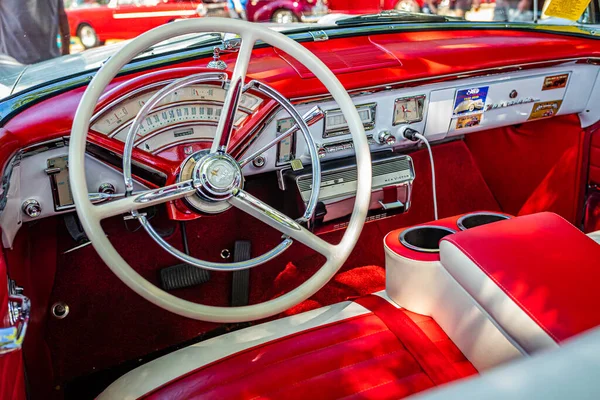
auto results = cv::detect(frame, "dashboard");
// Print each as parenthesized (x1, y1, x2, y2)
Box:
(1, 56, 599, 247)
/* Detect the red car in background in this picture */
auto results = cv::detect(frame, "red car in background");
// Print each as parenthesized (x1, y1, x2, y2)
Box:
(66, 0, 206, 48)
(329, 0, 423, 13)
(244, 0, 422, 23)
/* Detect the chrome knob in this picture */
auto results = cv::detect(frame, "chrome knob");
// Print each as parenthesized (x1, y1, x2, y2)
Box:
(317, 146, 327, 158)
(377, 131, 396, 146)
(98, 183, 116, 194)
(22, 199, 41, 218)
(252, 155, 266, 168)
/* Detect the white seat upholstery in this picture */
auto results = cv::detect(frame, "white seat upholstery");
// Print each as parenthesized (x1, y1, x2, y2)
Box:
(98, 294, 388, 400)
(414, 325, 600, 400)
(588, 230, 600, 244)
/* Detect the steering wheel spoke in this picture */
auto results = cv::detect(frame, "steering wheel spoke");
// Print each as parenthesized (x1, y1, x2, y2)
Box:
(93, 180, 197, 220)
(228, 189, 334, 258)
(210, 36, 256, 154)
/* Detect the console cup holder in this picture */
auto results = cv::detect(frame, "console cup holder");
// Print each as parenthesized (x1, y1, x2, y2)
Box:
(457, 212, 511, 231)
(399, 225, 456, 253)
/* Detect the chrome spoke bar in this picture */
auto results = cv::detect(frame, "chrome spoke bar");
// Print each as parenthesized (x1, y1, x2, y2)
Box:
(228, 189, 334, 258)
(210, 36, 255, 154)
(93, 179, 197, 220)
(238, 106, 324, 168)
(242, 80, 322, 224)
(122, 72, 228, 193)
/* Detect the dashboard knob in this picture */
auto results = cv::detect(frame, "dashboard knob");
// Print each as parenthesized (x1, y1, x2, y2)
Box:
(22, 199, 42, 218)
(98, 183, 116, 195)
(252, 155, 266, 168)
(377, 131, 396, 146)
(317, 146, 327, 159)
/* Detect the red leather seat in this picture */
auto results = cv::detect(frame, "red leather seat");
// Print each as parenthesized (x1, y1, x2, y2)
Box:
(140, 296, 477, 399)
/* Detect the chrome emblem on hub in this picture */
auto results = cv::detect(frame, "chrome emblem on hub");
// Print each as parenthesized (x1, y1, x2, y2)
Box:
(206, 160, 236, 189)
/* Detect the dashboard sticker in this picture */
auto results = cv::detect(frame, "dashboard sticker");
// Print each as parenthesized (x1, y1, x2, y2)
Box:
(456, 113, 483, 130)
(528, 100, 563, 120)
(453, 87, 488, 116)
(542, 74, 569, 90)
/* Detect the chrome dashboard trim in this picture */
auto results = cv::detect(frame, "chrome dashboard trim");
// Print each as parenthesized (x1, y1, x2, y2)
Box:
(393, 95, 426, 126)
(322, 102, 376, 138)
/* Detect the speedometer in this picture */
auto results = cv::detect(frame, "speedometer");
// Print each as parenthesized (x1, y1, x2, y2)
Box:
(110, 103, 247, 141)
(91, 84, 262, 136)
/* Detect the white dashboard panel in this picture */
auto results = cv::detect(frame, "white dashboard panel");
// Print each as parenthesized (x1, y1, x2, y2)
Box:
(241, 62, 598, 177)
(0, 147, 148, 248)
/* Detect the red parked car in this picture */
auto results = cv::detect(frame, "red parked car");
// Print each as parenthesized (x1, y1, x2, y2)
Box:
(244, 0, 422, 24)
(329, 0, 423, 13)
(66, 0, 207, 48)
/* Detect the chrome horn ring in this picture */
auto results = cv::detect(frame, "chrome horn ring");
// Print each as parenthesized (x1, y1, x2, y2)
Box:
(119, 70, 323, 271)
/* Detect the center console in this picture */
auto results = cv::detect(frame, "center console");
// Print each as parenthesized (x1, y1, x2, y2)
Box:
(384, 211, 521, 371)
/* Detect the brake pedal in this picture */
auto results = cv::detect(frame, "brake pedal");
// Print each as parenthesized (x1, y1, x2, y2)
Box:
(159, 222, 210, 290)
(231, 241, 251, 307)
(160, 263, 210, 291)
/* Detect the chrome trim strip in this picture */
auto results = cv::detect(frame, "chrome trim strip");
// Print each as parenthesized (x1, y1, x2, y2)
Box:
(323, 102, 376, 138)
(0, 294, 30, 355)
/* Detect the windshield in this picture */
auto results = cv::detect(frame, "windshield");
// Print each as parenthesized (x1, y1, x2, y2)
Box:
(0, 0, 598, 99)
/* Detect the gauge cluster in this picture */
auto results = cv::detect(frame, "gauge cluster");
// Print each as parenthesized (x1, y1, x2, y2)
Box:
(90, 84, 263, 153)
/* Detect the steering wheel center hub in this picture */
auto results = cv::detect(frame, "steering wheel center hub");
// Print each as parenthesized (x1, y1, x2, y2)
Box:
(204, 159, 238, 190)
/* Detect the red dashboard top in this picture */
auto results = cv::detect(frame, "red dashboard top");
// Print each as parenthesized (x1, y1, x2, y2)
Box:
(1, 29, 598, 175)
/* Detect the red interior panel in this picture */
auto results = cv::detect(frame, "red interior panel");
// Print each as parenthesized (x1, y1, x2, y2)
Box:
(442, 212, 600, 343)
(589, 129, 600, 185)
(465, 114, 586, 224)
(274, 36, 401, 78)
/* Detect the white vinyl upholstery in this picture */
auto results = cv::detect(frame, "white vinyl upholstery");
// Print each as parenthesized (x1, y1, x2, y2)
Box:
(439, 240, 558, 354)
(588, 230, 600, 244)
(98, 293, 396, 399)
(412, 325, 600, 400)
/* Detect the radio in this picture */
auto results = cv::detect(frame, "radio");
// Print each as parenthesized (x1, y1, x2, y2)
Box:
(283, 152, 415, 233)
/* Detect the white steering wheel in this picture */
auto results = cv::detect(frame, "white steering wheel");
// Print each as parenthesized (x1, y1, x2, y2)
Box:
(69, 18, 372, 323)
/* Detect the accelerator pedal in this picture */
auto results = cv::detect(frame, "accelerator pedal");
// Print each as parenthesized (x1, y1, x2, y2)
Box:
(159, 222, 210, 291)
(231, 241, 251, 306)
